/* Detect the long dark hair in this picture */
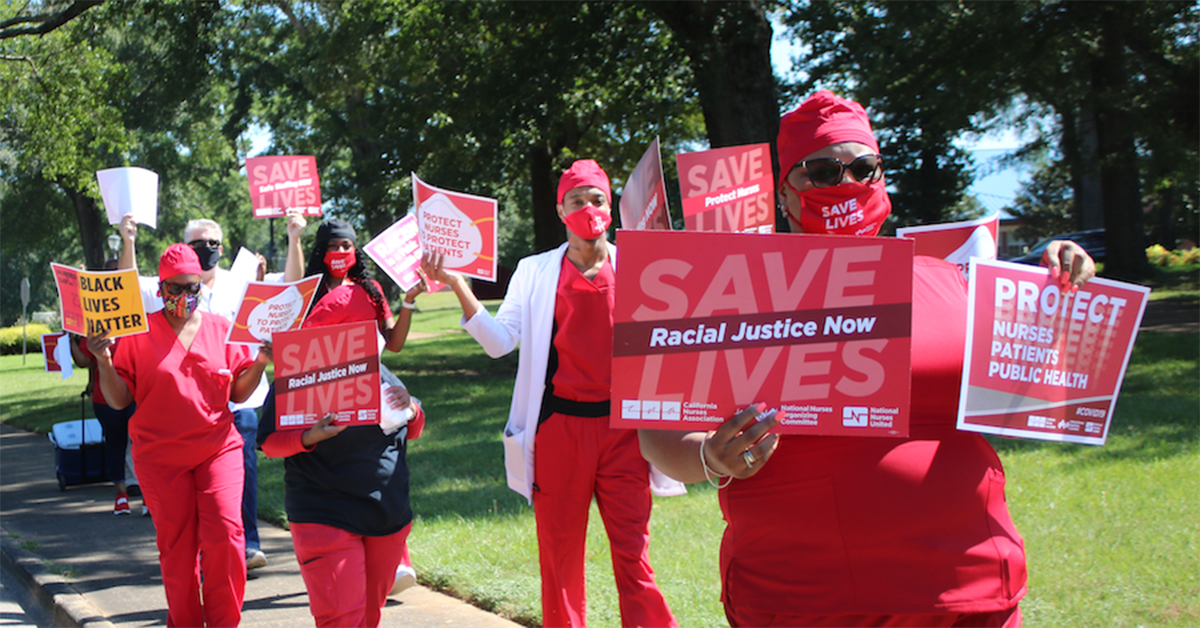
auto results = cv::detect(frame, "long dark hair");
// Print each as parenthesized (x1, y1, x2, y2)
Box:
(305, 220, 388, 322)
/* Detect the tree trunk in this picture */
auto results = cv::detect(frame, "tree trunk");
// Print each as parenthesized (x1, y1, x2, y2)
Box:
(649, 1, 779, 151)
(64, 184, 107, 270)
(1091, 7, 1149, 278)
(1075, 104, 1105, 232)
(529, 145, 562, 253)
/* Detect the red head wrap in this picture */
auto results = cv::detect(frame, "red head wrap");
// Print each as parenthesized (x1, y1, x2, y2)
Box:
(777, 91, 890, 237)
(158, 243, 203, 280)
(556, 159, 612, 204)
(777, 90, 880, 190)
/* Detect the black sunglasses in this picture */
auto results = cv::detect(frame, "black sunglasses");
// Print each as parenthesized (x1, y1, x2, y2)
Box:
(792, 154, 884, 189)
(161, 281, 202, 296)
(187, 238, 221, 249)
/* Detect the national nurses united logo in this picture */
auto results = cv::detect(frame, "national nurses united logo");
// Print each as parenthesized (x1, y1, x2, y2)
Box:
(842, 406, 868, 427)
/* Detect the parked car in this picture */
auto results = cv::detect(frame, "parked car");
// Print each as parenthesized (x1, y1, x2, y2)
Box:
(1008, 229, 1107, 265)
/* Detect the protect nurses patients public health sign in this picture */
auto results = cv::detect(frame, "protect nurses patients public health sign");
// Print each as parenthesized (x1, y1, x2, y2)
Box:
(611, 230, 914, 436)
(957, 259, 1149, 445)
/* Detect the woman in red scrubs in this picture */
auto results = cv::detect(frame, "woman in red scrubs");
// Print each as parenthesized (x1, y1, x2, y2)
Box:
(89, 244, 272, 627)
(266, 215, 425, 627)
(639, 91, 1096, 628)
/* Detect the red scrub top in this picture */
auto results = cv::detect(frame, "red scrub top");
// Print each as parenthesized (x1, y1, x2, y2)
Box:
(718, 256, 1027, 615)
(79, 338, 117, 406)
(114, 311, 252, 468)
(551, 257, 615, 403)
(304, 280, 392, 330)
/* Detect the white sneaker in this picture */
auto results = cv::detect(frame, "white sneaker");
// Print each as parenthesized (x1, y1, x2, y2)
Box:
(389, 565, 417, 596)
(246, 548, 268, 570)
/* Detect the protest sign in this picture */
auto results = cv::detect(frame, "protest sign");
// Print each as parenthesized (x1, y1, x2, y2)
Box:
(619, 137, 672, 231)
(51, 264, 148, 339)
(208, 247, 262, 321)
(897, 214, 999, 279)
(676, 143, 774, 234)
(413, 174, 498, 282)
(612, 230, 913, 436)
(957, 259, 1149, 445)
(41, 332, 73, 378)
(226, 275, 322, 345)
(362, 214, 445, 293)
(97, 167, 159, 228)
(247, 155, 322, 218)
(273, 320, 381, 430)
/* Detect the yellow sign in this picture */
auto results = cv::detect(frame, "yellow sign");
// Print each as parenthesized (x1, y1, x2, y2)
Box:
(51, 263, 149, 338)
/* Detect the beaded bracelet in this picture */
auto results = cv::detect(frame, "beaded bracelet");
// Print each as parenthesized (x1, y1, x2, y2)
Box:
(700, 433, 733, 489)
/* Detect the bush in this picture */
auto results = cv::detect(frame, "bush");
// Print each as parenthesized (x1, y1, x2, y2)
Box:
(1146, 244, 1200, 269)
(0, 323, 57, 355)
(1147, 244, 1174, 266)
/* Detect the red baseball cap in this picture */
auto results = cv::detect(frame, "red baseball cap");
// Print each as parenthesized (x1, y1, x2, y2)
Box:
(158, 243, 203, 280)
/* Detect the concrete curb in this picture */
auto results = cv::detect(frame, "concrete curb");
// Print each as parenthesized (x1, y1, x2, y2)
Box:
(1, 526, 116, 628)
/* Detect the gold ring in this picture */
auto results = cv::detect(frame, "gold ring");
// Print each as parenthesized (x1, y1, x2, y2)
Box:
(742, 449, 757, 468)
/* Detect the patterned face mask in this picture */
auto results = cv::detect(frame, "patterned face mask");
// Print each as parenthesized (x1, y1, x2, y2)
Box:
(162, 291, 200, 318)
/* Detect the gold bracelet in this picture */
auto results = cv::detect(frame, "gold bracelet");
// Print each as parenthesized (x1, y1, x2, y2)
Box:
(700, 432, 732, 489)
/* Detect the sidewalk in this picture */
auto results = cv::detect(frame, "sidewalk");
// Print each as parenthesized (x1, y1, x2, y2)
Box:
(0, 423, 522, 627)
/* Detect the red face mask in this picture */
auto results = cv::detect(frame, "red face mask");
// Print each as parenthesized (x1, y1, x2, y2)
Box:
(562, 205, 612, 240)
(789, 181, 892, 237)
(324, 248, 356, 278)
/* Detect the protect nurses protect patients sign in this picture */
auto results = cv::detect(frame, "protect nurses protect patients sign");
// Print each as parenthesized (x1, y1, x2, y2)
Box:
(611, 230, 913, 437)
(957, 259, 1149, 445)
(412, 174, 498, 282)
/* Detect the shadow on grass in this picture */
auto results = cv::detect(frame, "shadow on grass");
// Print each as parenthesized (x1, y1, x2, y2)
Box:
(989, 331, 1198, 467)
(382, 334, 529, 519)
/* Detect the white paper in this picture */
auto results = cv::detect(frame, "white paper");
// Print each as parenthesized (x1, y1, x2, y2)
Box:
(96, 167, 159, 228)
(211, 247, 261, 319)
(52, 336, 74, 380)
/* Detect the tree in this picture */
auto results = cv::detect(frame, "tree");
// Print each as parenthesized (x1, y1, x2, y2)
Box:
(247, 1, 705, 255)
(647, 0, 779, 149)
(785, 0, 1198, 277)
(1, 0, 269, 322)
(0, 0, 101, 40)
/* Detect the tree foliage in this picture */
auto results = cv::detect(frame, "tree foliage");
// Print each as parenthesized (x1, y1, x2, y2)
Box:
(783, 0, 1198, 277)
(0, 0, 101, 40)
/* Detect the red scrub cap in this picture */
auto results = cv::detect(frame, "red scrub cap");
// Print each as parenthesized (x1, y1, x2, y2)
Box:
(159, 243, 203, 280)
(777, 90, 880, 189)
(556, 159, 612, 204)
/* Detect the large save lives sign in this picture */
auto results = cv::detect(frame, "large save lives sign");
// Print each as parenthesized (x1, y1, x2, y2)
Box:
(612, 230, 913, 436)
(273, 320, 381, 430)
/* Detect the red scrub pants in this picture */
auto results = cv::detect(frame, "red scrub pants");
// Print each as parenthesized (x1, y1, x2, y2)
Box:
(290, 521, 412, 628)
(533, 414, 677, 628)
(136, 441, 246, 628)
(726, 605, 1021, 628)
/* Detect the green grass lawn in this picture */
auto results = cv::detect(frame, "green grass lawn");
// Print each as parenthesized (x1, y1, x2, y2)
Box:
(2, 286, 1196, 627)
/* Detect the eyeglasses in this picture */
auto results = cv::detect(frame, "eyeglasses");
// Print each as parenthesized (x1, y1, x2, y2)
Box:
(187, 239, 221, 249)
(789, 154, 884, 189)
(161, 281, 202, 296)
